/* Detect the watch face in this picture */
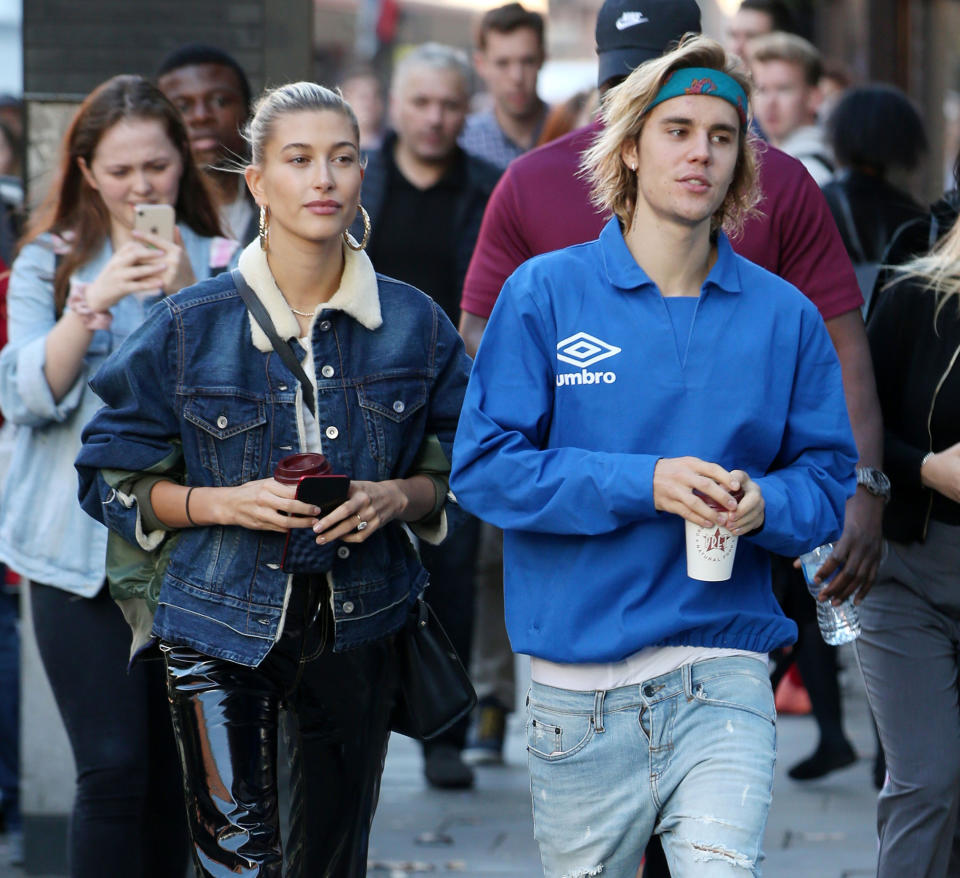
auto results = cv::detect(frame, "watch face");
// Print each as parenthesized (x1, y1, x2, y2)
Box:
(857, 467, 890, 497)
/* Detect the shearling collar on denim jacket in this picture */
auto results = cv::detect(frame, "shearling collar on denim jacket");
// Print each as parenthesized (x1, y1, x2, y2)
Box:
(238, 233, 383, 349)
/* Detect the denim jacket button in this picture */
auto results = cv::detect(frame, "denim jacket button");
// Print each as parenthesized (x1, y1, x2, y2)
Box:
(337, 546, 350, 559)
(325, 426, 339, 440)
(392, 400, 405, 414)
(216, 415, 228, 429)
(321, 365, 335, 378)
(278, 384, 288, 391)
(319, 320, 332, 332)
(266, 563, 280, 570)
(342, 600, 355, 614)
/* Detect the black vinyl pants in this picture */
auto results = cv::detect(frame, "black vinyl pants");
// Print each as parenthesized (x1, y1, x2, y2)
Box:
(163, 574, 399, 877)
(30, 582, 189, 878)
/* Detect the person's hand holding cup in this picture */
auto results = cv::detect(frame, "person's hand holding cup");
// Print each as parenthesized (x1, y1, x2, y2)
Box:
(652, 457, 761, 582)
(685, 485, 745, 581)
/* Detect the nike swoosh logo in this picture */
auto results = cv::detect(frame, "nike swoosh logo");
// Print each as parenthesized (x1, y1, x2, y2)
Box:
(616, 11, 649, 30)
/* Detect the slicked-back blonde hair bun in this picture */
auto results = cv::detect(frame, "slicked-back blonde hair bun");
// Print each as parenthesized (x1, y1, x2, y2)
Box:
(246, 81, 361, 166)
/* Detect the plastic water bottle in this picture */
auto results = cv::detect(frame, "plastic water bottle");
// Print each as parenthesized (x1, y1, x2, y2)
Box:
(798, 543, 861, 645)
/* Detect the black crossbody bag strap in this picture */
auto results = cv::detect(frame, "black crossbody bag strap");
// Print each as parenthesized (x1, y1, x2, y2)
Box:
(231, 269, 316, 416)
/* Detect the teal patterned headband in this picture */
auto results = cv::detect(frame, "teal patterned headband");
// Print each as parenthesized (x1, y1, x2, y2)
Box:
(646, 67, 749, 130)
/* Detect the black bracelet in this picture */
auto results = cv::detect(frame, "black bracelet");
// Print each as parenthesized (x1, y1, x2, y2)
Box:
(185, 486, 198, 527)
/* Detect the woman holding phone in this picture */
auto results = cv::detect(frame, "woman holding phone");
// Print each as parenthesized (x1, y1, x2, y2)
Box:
(0, 75, 234, 877)
(76, 82, 470, 876)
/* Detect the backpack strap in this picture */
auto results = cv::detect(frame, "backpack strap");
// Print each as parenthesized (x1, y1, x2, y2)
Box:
(231, 269, 316, 417)
(830, 185, 868, 264)
(810, 152, 835, 175)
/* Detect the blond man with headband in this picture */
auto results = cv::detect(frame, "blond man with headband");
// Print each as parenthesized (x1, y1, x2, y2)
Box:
(452, 36, 857, 876)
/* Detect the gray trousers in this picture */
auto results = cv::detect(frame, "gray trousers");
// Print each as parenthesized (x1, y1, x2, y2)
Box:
(470, 523, 515, 708)
(856, 521, 960, 878)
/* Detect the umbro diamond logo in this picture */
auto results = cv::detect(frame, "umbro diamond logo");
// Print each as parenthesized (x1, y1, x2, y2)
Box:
(556, 332, 622, 368)
(615, 11, 649, 30)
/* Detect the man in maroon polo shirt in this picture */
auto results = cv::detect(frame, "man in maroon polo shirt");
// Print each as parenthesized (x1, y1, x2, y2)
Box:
(461, 123, 852, 322)
(459, 0, 886, 788)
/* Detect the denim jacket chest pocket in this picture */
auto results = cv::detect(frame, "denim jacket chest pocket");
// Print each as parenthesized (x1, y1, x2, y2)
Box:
(183, 392, 268, 486)
(357, 374, 429, 478)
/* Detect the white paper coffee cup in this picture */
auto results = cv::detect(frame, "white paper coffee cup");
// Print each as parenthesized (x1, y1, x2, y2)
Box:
(685, 520, 738, 581)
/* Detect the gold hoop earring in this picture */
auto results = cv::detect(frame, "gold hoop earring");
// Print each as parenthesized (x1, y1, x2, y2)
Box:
(259, 205, 269, 251)
(345, 205, 371, 251)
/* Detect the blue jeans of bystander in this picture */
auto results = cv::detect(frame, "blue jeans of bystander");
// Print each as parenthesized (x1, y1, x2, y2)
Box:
(526, 656, 776, 878)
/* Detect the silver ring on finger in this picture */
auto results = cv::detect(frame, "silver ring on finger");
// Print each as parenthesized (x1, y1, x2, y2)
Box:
(355, 513, 368, 532)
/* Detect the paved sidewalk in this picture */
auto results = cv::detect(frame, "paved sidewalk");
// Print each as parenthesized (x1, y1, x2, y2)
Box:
(0, 649, 880, 876)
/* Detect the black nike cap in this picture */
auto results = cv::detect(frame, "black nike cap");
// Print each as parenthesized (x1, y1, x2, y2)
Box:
(596, 0, 702, 87)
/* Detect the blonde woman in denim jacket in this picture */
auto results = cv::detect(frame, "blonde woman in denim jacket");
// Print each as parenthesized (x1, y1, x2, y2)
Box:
(0, 76, 236, 877)
(76, 83, 471, 877)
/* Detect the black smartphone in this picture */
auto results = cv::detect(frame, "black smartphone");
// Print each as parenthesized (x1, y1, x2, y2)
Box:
(296, 474, 350, 516)
(282, 474, 352, 572)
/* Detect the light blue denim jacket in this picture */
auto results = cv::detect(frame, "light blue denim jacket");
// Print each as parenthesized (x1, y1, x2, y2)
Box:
(0, 228, 238, 595)
(76, 241, 471, 667)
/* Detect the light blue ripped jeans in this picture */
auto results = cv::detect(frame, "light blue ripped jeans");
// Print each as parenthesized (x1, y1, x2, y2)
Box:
(526, 656, 776, 878)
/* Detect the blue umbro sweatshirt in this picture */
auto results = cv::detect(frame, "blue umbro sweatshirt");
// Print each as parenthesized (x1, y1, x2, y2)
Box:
(451, 218, 857, 664)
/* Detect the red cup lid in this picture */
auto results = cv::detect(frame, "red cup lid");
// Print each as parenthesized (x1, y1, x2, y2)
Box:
(693, 486, 745, 511)
(274, 452, 332, 484)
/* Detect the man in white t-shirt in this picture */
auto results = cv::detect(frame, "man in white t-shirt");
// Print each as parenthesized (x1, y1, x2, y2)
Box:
(157, 45, 257, 244)
(749, 31, 833, 186)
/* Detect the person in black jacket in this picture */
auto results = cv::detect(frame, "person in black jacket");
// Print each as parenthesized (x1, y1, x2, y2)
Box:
(354, 43, 500, 328)
(873, 168, 960, 316)
(783, 83, 929, 790)
(351, 42, 501, 790)
(860, 216, 960, 878)
(821, 84, 928, 314)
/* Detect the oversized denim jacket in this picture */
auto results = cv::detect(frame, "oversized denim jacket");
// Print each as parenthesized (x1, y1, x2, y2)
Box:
(76, 240, 471, 667)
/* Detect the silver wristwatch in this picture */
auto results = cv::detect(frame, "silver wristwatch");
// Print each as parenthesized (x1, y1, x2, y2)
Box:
(855, 466, 891, 502)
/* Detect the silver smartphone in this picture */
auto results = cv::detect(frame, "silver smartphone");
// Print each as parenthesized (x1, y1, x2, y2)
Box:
(133, 203, 175, 242)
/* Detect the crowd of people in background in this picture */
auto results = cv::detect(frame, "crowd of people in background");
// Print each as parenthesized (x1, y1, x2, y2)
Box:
(0, 0, 956, 876)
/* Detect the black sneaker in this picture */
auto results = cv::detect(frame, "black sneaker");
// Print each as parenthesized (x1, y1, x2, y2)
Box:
(424, 744, 474, 790)
(788, 742, 857, 781)
(463, 697, 507, 766)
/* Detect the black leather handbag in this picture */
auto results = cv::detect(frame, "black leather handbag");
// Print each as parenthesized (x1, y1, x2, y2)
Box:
(391, 598, 478, 741)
